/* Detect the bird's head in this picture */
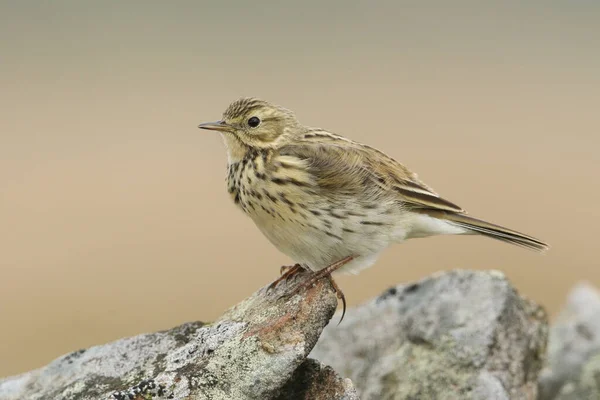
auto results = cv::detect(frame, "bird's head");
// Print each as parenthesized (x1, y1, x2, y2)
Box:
(198, 98, 301, 161)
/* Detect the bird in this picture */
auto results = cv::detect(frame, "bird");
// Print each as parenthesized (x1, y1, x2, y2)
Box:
(198, 97, 548, 320)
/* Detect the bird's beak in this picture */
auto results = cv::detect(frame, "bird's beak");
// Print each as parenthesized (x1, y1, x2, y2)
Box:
(197, 120, 232, 132)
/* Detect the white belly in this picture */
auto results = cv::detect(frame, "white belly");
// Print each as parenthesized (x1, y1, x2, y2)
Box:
(249, 202, 466, 275)
(246, 195, 408, 274)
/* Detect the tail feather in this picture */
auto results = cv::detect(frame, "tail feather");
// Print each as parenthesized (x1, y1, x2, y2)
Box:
(420, 210, 549, 252)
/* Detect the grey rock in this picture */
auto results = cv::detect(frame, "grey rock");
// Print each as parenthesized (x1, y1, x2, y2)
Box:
(310, 269, 548, 400)
(0, 270, 349, 400)
(553, 352, 600, 400)
(538, 282, 600, 400)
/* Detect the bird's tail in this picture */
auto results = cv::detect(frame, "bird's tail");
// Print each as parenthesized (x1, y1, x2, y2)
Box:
(421, 210, 549, 252)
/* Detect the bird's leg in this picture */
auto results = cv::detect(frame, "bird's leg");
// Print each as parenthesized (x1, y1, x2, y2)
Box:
(291, 255, 354, 293)
(283, 255, 354, 323)
(267, 263, 303, 291)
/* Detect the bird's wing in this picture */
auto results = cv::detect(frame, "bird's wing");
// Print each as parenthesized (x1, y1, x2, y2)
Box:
(278, 131, 465, 213)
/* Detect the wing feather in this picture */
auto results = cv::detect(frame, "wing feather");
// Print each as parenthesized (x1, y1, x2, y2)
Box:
(278, 131, 465, 213)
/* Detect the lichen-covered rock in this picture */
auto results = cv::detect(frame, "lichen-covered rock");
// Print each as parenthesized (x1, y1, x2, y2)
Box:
(310, 270, 548, 400)
(0, 270, 344, 400)
(538, 282, 600, 400)
(275, 358, 359, 400)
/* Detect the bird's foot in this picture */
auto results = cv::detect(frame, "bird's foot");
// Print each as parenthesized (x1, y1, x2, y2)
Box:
(267, 263, 303, 292)
(281, 255, 354, 324)
(326, 275, 347, 325)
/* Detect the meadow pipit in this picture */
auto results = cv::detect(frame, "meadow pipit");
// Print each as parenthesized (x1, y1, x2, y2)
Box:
(199, 98, 548, 319)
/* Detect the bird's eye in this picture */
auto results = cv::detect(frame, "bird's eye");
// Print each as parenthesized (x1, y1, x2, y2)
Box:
(248, 116, 261, 128)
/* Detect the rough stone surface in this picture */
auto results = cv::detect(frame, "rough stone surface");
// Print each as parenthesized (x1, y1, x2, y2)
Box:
(275, 358, 359, 400)
(553, 352, 600, 400)
(0, 270, 348, 400)
(310, 269, 548, 400)
(538, 282, 600, 400)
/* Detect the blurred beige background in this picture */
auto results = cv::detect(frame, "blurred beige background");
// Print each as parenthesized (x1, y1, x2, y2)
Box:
(1, 1, 598, 378)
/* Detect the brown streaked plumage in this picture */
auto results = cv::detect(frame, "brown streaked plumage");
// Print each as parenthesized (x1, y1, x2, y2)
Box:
(199, 97, 549, 319)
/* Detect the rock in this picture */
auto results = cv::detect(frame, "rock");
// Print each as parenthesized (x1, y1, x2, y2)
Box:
(310, 270, 548, 400)
(0, 270, 350, 400)
(274, 358, 359, 400)
(0, 268, 553, 399)
(553, 352, 600, 400)
(538, 282, 600, 400)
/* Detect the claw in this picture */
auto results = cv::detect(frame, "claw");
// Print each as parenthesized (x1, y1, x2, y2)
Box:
(327, 276, 347, 325)
(267, 264, 303, 292)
